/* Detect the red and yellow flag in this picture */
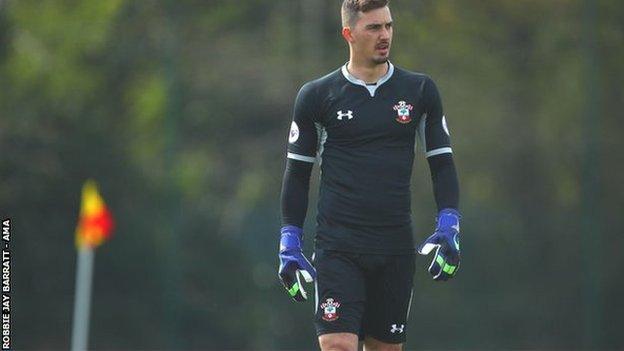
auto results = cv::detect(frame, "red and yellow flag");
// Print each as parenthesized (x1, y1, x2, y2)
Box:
(75, 180, 114, 249)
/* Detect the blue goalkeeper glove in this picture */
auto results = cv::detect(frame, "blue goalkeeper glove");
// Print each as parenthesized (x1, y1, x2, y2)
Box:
(418, 208, 461, 281)
(278, 225, 316, 302)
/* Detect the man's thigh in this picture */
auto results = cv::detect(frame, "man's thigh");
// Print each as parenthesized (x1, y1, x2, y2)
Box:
(361, 254, 416, 344)
(313, 249, 366, 337)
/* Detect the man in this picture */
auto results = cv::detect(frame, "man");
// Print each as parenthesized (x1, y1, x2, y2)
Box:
(278, 1, 461, 350)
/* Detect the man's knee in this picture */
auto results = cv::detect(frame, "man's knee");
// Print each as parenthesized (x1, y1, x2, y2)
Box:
(318, 332, 359, 351)
(363, 336, 402, 351)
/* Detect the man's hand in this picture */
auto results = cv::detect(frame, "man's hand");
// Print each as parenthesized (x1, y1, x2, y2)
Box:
(278, 225, 317, 301)
(418, 209, 461, 281)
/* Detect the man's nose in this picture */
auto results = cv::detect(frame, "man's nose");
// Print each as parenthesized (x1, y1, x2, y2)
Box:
(380, 27, 391, 40)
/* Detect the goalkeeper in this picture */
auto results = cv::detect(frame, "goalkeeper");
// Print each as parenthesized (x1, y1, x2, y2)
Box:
(278, 0, 461, 350)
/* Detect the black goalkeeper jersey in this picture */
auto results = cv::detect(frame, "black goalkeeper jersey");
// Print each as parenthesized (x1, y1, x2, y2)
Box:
(286, 62, 453, 254)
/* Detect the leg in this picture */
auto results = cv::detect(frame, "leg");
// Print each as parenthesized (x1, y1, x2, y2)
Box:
(361, 254, 416, 347)
(314, 250, 366, 350)
(363, 335, 402, 351)
(318, 332, 359, 351)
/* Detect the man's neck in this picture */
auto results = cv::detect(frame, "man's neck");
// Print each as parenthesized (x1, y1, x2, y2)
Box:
(346, 57, 389, 84)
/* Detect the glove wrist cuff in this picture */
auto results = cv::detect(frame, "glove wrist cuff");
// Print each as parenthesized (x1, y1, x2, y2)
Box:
(280, 225, 304, 252)
(437, 208, 461, 232)
(281, 225, 303, 237)
(438, 208, 461, 218)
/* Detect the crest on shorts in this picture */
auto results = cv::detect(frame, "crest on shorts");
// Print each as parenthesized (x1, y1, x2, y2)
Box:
(393, 101, 413, 124)
(320, 298, 340, 321)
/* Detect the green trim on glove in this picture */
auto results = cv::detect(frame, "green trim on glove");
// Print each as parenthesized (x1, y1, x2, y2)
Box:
(436, 255, 444, 266)
(436, 255, 457, 275)
(288, 282, 300, 297)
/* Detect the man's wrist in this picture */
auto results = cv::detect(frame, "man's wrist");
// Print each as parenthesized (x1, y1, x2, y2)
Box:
(280, 225, 304, 252)
(438, 208, 460, 217)
(281, 225, 303, 236)
(437, 208, 461, 232)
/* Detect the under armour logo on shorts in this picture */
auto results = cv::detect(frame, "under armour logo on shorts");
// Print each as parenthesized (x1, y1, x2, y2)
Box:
(336, 110, 353, 120)
(390, 324, 405, 333)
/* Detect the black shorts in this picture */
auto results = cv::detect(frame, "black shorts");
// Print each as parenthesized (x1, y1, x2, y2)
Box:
(312, 249, 416, 344)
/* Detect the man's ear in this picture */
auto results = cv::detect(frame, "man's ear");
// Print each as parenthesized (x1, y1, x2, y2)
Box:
(342, 27, 354, 43)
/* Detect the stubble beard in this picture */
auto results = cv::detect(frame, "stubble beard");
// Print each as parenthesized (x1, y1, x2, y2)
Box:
(372, 56, 389, 65)
(371, 44, 391, 65)
(371, 54, 389, 65)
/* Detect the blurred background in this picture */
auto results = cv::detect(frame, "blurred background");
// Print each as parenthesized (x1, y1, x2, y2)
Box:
(2, 0, 623, 349)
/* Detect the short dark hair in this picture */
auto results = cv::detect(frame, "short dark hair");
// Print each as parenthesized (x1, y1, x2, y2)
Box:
(341, 0, 389, 27)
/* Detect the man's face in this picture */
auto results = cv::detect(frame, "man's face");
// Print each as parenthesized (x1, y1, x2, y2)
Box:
(347, 6, 393, 65)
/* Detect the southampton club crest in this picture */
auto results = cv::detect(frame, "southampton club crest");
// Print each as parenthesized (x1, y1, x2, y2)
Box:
(320, 298, 341, 322)
(393, 100, 413, 124)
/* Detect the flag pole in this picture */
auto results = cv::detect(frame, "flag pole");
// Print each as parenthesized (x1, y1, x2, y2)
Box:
(71, 179, 114, 350)
(70, 247, 95, 351)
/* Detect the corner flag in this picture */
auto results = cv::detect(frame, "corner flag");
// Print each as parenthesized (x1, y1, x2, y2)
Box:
(75, 179, 114, 248)
(71, 179, 115, 351)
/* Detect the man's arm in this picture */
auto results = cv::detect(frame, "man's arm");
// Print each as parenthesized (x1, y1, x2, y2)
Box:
(281, 82, 319, 227)
(278, 83, 319, 301)
(281, 159, 313, 228)
(427, 153, 459, 211)
(417, 77, 461, 281)
(417, 76, 460, 210)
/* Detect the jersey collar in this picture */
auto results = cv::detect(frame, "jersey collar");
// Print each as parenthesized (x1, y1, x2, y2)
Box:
(341, 61, 395, 97)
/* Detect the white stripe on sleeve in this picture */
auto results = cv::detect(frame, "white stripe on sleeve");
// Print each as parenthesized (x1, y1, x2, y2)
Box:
(287, 152, 316, 163)
(425, 147, 453, 158)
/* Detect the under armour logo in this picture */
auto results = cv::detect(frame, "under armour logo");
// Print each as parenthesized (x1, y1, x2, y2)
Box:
(336, 110, 353, 120)
(390, 324, 404, 334)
